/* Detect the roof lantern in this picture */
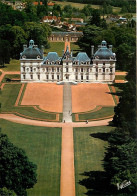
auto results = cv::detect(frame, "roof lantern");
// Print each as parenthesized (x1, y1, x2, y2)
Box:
(29, 40, 34, 48)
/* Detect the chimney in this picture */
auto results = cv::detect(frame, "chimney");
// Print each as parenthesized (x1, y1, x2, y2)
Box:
(91, 45, 94, 57)
(23, 45, 27, 51)
(41, 45, 44, 58)
(71, 50, 73, 57)
(109, 45, 113, 51)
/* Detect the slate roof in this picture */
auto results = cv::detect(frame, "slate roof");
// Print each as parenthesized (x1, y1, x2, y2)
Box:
(94, 41, 115, 60)
(74, 52, 90, 63)
(20, 40, 43, 60)
(44, 52, 60, 62)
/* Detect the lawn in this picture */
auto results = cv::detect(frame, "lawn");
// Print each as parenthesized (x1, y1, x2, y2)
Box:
(0, 59, 20, 71)
(73, 106, 114, 121)
(54, 1, 101, 10)
(45, 42, 81, 57)
(1, 74, 20, 83)
(0, 84, 59, 121)
(74, 126, 114, 195)
(0, 119, 61, 196)
(115, 75, 126, 81)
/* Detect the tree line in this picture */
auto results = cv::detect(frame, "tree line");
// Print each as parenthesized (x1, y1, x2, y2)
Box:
(0, 1, 51, 66)
(77, 9, 136, 71)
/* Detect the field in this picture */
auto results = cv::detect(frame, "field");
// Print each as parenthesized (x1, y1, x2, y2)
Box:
(74, 126, 114, 195)
(72, 83, 115, 113)
(0, 119, 62, 196)
(21, 83, 63, 113)
(54, 1, 121, 13)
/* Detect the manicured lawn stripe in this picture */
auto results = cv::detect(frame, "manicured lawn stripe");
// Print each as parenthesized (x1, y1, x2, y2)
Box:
(1, 74, 20, 83)
(74, 126, 114, 195)
(115, 75, 126, 80)
(0, 119, 61, 196)
(78, 106, 114, 121)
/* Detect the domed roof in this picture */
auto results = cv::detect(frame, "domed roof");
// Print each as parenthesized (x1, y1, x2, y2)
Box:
(94, 41, 115, 60)
(20, 40, 43, 60)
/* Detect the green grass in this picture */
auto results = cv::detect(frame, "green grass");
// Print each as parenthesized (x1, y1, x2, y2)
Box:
(115, 75, 126, 81)
(74, 106, 114, 121)
(55, 1, 101, 10)
(0, 84, 59, 121)
(2, 74, 20, 83)
(45, 42, 81, 57)
(0, 119, 61, 196)
(0, 59, 20, 71)
(74, 126, 114, 195)
(54, 1, 121, 13)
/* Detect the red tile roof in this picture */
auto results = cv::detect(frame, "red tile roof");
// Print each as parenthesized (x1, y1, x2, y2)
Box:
(33, 2, 43, 5)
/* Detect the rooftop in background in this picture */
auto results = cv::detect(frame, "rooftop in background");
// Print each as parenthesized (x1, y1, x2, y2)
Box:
(33, 2, 43, 5)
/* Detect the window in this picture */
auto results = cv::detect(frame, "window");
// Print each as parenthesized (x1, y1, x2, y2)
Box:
(57, 75, 59, 80)
(23, 75, 25, 79)
(57, 67, 59, 72)
(81, 68, 83, 72)
(75, 75, 78, 80)
(66, 62, 68, 65)
(52, 75, 54, 80)
(34, 68, 36, 71)
(43, 68, 45, 72)
(110, 68, 112, 72)
(23, 67, 25, 72)
(37, 55, 40, 59)
(66, 75, 69, 79)
(96, 62, 98, 65)
(46, 67, 48, 72)
(86, 75, 89, 80)
(66, 67, 68, 72)
(87, 68, 89, 72)
(30, 75, 33, 79)
(52, 68, 54, 72)
(27, 68, 29, 72)
(38, 75, 40, 80)
(106, 69, 109, 72)
(96, 68, 98, 72)
(30, 67, 32, 72)
(103, 68, 105, 72)
(46, 75, 49, 80)
(99, 69, 101, 72)
(103, 62, 105, 65)
(81, 75, 83, 80)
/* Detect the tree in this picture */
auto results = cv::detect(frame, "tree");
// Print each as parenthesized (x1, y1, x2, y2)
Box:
(10, 26, 28, 59)
(0, 187, 16, 196)
(0, 133, 37, 196)
(0, 39, 11, 67)
(89, 9, 101, 26)
(24, 22, 51, 48)
(103, 51, 136, 194)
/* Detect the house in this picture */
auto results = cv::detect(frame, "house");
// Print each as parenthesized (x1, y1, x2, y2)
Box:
(20, 40, 116, 83)
(48, 32, 83, 42)
(42, 16, 61, 23)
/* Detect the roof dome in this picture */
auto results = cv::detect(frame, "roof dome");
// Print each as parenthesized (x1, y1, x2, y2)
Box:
(20, 40, 43, 60)
(94, 41, 115, 60)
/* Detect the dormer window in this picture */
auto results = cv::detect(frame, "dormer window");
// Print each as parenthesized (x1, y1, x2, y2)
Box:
(22, 55, 26, 59)
(37, 55, 40, 59)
